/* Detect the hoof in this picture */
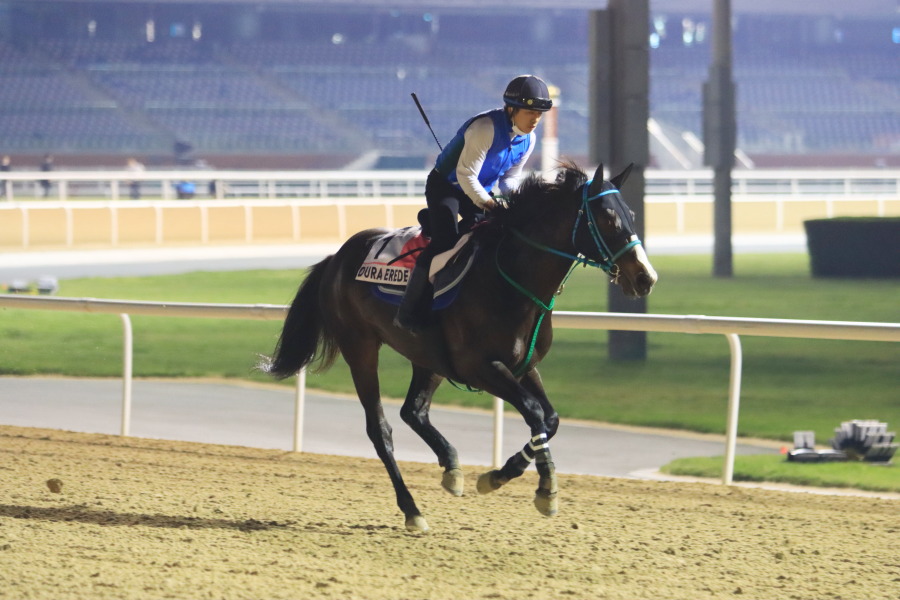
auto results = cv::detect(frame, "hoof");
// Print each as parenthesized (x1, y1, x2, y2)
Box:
(534, 474, 558, 516)
(441, 468, 464, 497)
(476, 470, 504, 495)
(534, 486, 558, 517)
(405, 514, 429, 533)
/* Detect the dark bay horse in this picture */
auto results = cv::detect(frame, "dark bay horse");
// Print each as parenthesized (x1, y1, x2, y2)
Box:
(265, 162, 657, 532)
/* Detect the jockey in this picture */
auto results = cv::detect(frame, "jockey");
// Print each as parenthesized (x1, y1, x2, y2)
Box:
(395, 74, 553, 334)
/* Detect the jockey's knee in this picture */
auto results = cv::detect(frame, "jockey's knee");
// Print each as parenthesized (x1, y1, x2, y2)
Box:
(429, 204, 458, 251)
(416, 208, 431, 237)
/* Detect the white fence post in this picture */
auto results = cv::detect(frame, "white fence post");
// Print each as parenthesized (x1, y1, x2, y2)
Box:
(293, 368, 306, 453)
(120, 313, 133, 437)
(722, 333, 743, 485)
(492, 396, 504, 468)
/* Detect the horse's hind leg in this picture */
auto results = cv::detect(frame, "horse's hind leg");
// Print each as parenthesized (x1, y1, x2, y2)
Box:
(400, 365, 463, 496)
(342, 339, 428, 532)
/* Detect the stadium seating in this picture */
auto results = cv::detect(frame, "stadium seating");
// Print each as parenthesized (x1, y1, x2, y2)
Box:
(0, 21, 896, 164)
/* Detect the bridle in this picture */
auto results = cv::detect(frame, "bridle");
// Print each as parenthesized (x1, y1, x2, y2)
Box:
(505, 179, 643, 284)
(573, 182, 643, 279)
(492, 179, 644, 378)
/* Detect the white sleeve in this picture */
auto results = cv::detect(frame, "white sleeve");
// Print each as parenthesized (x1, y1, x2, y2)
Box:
(455, 116, 496, 208)
(498, 132, 535, 197)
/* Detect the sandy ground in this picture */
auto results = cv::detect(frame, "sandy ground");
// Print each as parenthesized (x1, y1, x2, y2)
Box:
(0, 425, 897, 600)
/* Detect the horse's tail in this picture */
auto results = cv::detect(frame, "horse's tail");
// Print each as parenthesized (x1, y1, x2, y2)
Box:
(263, 257, 340, 380)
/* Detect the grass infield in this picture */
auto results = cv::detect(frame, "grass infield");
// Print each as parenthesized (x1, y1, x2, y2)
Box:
(1, 252, 897, 490)
(662, 454, 898, 493)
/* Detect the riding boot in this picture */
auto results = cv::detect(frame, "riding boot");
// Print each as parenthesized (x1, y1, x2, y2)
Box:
(394, 255, 434, 334)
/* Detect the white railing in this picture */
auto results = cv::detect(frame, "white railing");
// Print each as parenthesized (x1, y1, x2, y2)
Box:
(2, 169, 897, 249)
(1, 293, 898, 485)
(0, 169, 431, 201)
(4, 168, 899, 202)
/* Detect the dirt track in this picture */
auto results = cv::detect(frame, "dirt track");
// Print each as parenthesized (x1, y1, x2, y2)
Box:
(1, 424, 897, 600)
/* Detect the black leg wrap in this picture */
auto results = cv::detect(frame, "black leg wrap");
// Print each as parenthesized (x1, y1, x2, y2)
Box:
(498, 450, 532, 483)
(533, 446, 558, 516)
(534, 446, 555, 476)
(439, 450, 460, 472)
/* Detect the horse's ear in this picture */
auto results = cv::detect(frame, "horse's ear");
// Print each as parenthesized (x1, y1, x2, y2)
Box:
(588, 163, 605, 196)
(610, 163, 634, 189)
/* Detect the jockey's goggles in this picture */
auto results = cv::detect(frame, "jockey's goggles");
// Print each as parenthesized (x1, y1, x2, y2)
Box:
(509, 97, 553, 112)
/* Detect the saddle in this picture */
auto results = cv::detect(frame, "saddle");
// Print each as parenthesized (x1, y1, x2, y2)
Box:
(355, 227, 478, 308)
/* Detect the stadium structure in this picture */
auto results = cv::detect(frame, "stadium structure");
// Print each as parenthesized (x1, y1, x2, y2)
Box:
(0, 0, 897, 170)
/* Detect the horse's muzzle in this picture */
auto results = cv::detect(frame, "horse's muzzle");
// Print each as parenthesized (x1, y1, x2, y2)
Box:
(619, 245, 657, 297)
(632, 270, 657, 296)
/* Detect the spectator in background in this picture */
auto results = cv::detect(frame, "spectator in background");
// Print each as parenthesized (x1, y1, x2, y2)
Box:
(39, 154, 53, 197)
(0, 155, 10, 198)
(126, 157, 145, 199)
(176, 180, 195, 199)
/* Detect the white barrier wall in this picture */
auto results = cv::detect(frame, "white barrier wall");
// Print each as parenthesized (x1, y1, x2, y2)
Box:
(2, 169, 898, 249)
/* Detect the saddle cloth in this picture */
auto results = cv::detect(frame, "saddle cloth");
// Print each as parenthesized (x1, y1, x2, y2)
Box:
(355, 227, 477, 304)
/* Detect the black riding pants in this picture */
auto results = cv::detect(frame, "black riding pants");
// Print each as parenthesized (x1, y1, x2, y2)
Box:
(400, 171, 482, 314)
(423, 169, 480, 256)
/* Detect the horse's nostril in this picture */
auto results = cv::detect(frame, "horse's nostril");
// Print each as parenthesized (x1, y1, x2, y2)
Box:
(636, 271, 656, 293)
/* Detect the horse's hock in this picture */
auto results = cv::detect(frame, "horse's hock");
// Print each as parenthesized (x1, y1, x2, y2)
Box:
(804, 217, 900, 278)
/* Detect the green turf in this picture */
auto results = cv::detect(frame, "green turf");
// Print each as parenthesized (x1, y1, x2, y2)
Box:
(661, 454, 899, 493)
(1, 253, 897, 446)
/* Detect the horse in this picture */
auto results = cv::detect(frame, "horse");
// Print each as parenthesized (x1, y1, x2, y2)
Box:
(264, 162, 657, 532)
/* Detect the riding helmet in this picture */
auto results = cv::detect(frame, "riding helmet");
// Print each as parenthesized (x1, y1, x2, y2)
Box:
(503, 75, 553, 112)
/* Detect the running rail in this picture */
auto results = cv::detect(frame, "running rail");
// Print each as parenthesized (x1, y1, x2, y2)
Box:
(2, 294, 898, 485)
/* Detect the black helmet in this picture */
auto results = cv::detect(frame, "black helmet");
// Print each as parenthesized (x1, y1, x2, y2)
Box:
(503, 74, 553, 112)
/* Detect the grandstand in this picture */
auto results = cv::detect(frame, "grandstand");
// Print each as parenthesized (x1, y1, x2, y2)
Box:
(0, 1, 897, 169)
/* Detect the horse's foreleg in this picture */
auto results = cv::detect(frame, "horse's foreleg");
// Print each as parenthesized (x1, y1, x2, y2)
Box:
(519, 368, 559, 516)
(344, 342, 428, 533)
(521, 367, 559, 441)
(475, 362, 558, 517)
(399, 366, 463, 496)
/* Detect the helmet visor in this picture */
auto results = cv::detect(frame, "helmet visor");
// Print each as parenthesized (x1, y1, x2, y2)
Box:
(509, 96, 553, 111)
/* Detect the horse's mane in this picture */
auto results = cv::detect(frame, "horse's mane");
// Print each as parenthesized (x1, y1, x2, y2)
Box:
(473, 161, 588, 239)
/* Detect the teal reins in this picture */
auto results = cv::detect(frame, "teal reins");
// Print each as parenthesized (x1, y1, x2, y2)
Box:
(495, 250, 578, 378)
(495, 180, 644, 377)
